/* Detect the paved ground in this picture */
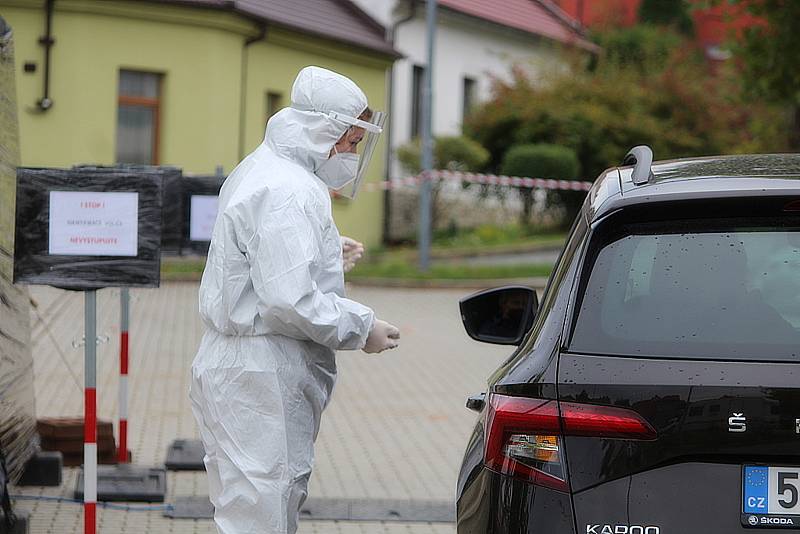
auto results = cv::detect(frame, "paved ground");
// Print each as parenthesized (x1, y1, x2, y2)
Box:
(12, 282, 514, 533)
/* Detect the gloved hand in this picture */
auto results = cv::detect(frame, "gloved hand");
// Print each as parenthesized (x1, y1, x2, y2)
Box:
(341, 236, 364, 273)
(363, 319, 400, 354)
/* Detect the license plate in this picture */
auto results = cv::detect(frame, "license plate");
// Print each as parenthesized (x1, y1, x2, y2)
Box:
(743, 466, 800, 528)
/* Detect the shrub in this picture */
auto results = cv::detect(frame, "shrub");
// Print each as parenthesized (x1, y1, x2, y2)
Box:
(395, 135, 490, 174)
(500, 144, 580, 226)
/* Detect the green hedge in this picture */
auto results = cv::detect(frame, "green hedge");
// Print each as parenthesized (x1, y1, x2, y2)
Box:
(500, 143, 580, 226)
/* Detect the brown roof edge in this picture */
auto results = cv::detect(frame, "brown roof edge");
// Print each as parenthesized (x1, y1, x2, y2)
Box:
(337, 0, 390, 39)
(437, 2, 600, 55)
(535, 0, 585, 34)
(267, 21, 401, 59)
(141, 0, 400, 58)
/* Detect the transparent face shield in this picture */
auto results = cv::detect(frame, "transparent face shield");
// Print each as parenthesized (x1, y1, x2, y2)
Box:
(327, 110, 386, 199)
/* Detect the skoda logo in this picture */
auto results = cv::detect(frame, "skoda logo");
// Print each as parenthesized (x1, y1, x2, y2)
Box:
(749, 516, 759, 526)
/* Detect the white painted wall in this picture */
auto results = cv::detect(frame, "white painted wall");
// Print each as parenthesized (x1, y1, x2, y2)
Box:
(352, 0, 564, 178)
(351, 0, 395, 28)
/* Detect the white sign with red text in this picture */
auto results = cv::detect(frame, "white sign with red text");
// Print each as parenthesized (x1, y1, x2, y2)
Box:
(189, 195, 219, 242)
(48, 191, 139, 256)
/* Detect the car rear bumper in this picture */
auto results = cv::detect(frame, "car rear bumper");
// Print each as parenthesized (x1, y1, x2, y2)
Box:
(456, 467, 575, 533)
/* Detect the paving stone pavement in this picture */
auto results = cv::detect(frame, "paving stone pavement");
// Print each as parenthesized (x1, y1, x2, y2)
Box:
(12, 282, 513, 532)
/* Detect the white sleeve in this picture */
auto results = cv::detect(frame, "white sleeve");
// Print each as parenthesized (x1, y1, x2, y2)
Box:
(233, 202, 374, 350)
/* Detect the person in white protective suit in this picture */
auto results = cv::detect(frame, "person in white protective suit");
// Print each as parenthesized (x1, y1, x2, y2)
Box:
(190, 66, 400, 534)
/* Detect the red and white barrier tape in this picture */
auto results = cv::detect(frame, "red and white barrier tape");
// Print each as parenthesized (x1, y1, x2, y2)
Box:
(361, 170, 592, 192)
(118, 289, 130, 464)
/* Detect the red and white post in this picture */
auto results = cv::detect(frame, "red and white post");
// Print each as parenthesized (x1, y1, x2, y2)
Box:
(117, 288, 129, 463)
(84, 290, 98, 534)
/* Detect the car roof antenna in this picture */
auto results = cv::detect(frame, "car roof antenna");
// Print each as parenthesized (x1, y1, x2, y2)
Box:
(622, 145, 655, 185)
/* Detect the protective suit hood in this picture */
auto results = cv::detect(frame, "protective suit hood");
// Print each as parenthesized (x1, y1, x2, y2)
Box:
(265, 66, 368, 177)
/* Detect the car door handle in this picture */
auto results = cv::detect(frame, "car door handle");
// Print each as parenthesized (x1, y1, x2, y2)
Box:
(466, 392, 486, 412)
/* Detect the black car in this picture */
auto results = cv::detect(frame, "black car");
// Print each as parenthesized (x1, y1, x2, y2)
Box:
(456, 147, 800, 533)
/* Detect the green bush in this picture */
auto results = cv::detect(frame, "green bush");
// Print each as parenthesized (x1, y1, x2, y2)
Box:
(500, 144, 580, 226)
(501, 144, 579, 180)
(395, 135, 490, 174)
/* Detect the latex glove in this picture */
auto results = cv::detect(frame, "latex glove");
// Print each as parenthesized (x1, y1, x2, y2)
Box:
(341, 236, 364, 273)
(363, 319, 400, 354)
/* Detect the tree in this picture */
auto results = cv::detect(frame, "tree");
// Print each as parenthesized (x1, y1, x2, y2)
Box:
(717, 0, 800, 147)
(465, 27, 789, 224)
(639, 0, 694, 35)
(593, 24, 682, 73)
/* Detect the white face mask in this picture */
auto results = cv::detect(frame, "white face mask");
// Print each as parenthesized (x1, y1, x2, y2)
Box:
(316, 149, 360, 190)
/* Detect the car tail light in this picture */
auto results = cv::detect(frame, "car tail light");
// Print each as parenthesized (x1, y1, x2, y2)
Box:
(484, 394, 657, 492)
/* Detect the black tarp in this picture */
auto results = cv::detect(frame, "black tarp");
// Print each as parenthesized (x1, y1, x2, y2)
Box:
(181, 174, 224, 253)
(14, 167, 163, 290)
(0, 16, 37, 485)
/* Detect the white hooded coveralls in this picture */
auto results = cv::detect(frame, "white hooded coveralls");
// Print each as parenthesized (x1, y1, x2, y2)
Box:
(190, 67, 376, 534)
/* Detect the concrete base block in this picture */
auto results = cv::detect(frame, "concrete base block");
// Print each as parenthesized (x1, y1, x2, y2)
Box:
(16, 452, 62, 486)
(164, 439, 205, 471)
(75, 464, 166, 502)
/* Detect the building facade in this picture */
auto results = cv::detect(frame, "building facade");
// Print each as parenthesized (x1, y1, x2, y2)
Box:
(353, 0, 594, 179)
(1, 0, 397, 247)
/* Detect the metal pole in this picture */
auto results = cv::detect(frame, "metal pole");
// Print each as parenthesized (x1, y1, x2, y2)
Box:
(84, 290, 97, 534)
(418, 0, 436, 271)
(117, 288, 129, 463)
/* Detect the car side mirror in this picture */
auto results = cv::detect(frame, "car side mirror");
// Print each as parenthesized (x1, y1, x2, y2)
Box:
(459, 286, 538, 346)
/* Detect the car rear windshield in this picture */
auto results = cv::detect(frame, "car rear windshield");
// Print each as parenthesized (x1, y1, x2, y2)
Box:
(570, 218, 800, 361)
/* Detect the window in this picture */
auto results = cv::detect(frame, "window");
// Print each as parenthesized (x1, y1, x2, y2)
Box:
(116, 70, 161, 165)
(570, 220, 800, 361)
(410, 64, 425, 138)
(462, 76, 476, 125)
(266, 91, 283, 123)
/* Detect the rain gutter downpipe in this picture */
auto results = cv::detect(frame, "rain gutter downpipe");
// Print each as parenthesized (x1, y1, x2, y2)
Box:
(383, 1, 416, 245)
(37, 0, 55, 111)
(238, 23, 267, 160)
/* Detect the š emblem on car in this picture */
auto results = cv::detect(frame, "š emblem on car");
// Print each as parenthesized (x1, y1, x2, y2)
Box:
(729, 413, 747, 433)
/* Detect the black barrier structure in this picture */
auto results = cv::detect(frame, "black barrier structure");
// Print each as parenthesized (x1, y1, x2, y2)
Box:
(164, 173, 224, 470)
(0, 16, 35, 533)
(68, 165, 183, 465)
(180, 174, 225, 254)
(14, 168, 163, 289)
(71, 165, 183, 254)
(13, 168, 166, 534)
